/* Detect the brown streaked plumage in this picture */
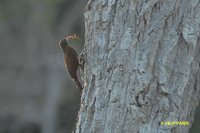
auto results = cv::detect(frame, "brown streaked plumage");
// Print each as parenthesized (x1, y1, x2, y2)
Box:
(59, 38, 83, 91)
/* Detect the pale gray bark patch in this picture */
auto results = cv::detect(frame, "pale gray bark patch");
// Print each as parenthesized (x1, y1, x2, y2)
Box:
(76, 0, 200, 133)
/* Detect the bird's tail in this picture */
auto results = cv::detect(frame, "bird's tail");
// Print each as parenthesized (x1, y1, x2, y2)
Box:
(74, 78, 83, 91)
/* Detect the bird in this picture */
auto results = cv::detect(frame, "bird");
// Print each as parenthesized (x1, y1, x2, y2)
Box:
(59, 34, 83, 91)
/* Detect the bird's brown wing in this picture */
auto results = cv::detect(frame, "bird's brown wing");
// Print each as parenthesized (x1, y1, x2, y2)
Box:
(65, 50, 79, 80)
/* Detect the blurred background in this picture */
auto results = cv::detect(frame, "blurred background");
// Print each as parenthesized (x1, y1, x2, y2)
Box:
(0, 0, 199, 133)
(0, 0, 85, 132)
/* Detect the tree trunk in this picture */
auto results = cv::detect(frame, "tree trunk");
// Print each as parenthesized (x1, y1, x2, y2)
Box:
(75, 0, 200, 132)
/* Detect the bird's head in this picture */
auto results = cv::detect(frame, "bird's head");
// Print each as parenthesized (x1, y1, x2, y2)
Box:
(59, 34, 81, 49)
(59, 38, 68, 49)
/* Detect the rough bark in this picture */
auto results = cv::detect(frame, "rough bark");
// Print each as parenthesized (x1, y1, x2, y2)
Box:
(76, 0, 200, 133)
